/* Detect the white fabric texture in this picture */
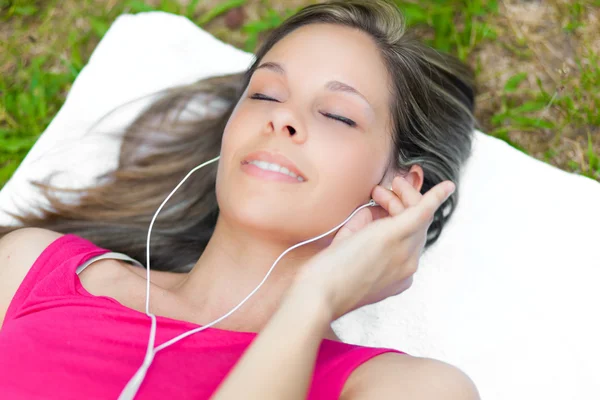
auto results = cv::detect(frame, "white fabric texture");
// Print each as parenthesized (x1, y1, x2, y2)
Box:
(0, 12, 598, 400)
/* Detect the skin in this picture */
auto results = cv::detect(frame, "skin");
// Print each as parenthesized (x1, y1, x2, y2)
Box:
(0, 22, 479, 400)
(166, 22, 424, 338)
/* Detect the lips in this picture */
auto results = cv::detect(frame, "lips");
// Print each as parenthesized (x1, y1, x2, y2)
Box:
(242, 150, 306, 180)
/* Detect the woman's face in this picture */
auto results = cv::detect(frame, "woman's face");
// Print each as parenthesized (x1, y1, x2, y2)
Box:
(217, 23, 395, 244)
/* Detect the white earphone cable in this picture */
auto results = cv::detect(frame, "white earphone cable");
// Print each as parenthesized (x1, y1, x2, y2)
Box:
(117, 155, 378, 399)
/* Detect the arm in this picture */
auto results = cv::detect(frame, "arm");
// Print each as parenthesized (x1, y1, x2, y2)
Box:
(212, 179, 459, 399)
(210, 280, 332, 400)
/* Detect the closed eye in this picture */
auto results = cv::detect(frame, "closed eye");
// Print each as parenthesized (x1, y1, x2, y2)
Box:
(320, 112, 357, 128)
(250, 93, 278, 102)
(250, 93, 357, 128)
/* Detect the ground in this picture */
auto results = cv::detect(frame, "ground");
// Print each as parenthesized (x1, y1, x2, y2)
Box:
(0, 0, 598, 188)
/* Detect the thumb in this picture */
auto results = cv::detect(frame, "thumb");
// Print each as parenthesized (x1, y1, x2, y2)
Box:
(331, 225, 354, 245)
(331, 207, 374, 245)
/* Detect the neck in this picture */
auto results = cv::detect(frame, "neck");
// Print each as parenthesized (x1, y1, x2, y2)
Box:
(169, 214, 340, 340)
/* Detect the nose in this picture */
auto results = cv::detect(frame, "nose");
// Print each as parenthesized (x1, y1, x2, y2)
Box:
(267, 104, 306, 143)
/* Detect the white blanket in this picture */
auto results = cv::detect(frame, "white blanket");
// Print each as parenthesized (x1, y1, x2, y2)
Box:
(1, 12, 598, 400)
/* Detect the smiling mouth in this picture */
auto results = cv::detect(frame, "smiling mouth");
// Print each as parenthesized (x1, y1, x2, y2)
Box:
(241, 150, 307, 181)
(241, 160, 306, 182)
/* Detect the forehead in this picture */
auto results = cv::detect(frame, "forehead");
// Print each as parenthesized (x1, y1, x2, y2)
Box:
(258, 23, 391, 113)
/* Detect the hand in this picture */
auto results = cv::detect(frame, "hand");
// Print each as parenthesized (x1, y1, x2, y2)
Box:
(294, 176, 455, 321)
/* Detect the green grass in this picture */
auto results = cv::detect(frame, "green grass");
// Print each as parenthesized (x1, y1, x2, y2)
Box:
(1, 0, 599, 188)
(0, 0, 240, 186)
(490, 42, 600, 180)
(395, 0, 499, 61)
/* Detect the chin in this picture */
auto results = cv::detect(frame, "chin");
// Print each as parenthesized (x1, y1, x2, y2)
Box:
(218, 193, 289, 229)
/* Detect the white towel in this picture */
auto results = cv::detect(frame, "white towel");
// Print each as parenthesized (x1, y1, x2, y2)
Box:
(1, 12, 598, 400)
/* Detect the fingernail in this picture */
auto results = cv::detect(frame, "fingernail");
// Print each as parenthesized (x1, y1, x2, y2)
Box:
(446, 182, 456, 197)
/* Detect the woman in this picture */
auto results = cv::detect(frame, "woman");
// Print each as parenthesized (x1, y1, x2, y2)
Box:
(0, 0, 479, 398)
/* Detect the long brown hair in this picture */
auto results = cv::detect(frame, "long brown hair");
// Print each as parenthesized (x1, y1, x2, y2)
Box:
(0, 0, 476, 272)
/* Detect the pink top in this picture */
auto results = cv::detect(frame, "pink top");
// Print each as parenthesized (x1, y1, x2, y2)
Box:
(0, 233, 406, 399)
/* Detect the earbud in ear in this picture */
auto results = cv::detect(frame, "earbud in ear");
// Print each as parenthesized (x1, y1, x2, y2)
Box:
(379, 176, 395, 192)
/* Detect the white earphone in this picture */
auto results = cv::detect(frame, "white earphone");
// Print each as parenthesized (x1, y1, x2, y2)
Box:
(117, 155, 381, 399)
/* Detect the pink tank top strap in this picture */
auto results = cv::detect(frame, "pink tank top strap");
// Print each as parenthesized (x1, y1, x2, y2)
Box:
(310, 340, 407, 399)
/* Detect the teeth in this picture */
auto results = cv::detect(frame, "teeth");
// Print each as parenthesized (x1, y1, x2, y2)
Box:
(249, 160, 305, 181)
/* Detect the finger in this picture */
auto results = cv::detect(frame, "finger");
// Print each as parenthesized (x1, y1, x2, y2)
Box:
(369, 205, 390, 221)
(389, 181, 455, 235)
(392, 176, 422, 208)
(372, 185, 405, 216)
(412, 181, 454, 225)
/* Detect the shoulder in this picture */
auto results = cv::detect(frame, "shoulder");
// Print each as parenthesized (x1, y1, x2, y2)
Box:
(0, 227, 65, 276)
(0, 228, 65, 327)
(0, 226, 65, 253)
(342, 352, 480, 400)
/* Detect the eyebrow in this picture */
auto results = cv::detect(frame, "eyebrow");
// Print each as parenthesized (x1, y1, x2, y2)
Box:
(255, 61, 373, 108)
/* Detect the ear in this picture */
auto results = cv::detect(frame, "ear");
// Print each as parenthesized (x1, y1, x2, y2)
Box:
(403, 164, 424, 193)
(380, 165, 424, 192)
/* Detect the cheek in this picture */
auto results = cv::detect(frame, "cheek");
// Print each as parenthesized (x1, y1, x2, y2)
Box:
(218, 104, 250, 193)
(317, 143, 380, 202)
(222, 102, 245, 142)
(221, 102, 256, 156)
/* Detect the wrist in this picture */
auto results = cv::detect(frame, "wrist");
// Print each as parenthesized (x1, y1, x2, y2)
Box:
(284, 277, 334, 335)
